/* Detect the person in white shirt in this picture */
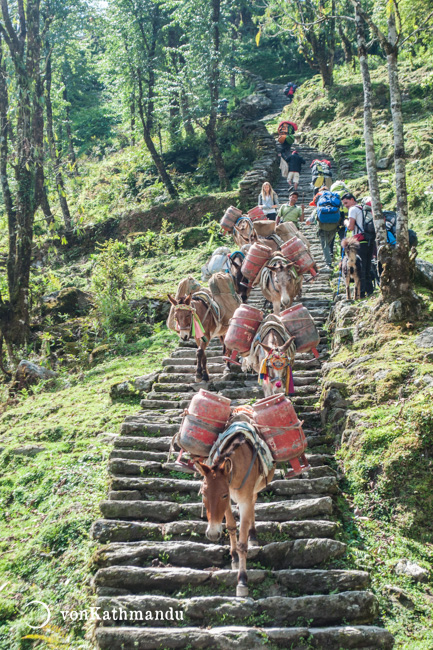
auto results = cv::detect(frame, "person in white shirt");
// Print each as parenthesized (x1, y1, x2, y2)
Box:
(258, 182, 279, 221)
(341, 193, 374, 298)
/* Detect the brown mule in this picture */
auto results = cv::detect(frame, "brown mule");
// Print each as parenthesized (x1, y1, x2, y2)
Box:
(243, 327, 296, 397)
(196, 433, 274, 597)
(167, 294, 229, 381)
(258, 257, 303, 315)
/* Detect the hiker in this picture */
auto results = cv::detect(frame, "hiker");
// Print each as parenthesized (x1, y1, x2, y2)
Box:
(276, 191, 304, 228)
(341, 193, 374, 298)
(306, 185, 341, 269)
(277, 121, 297, 162)
(286, 150, 305, 190)
(258, 182, 279, 221)
(311, 159, 332, 194)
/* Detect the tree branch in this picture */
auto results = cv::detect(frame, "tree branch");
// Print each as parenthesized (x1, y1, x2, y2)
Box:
(0, 0, 21, 56)
(400, 10, 433, 46)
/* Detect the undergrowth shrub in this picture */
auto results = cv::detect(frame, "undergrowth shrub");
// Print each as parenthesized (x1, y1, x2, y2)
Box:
(91, 240, 133, 332)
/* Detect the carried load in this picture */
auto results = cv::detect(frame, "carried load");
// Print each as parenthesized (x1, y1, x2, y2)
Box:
(208, 272, 242, 328)
(240, 242, 272, 285)
(178, 389, 231, 458)
(223, 304, 263, 366)
(277, 120, 297, 145)
(252, 219, 276, 238)
(253, 394, 309, 477)
(201, 247, 231, 281)
(315, 190, 342, 225)
(247, 206, 265, 221)
(311, 159, 332, 189)
(220, 206, 243, 233)
(360, 199, 418, 248)
(280, 304, 320, 358)
(275, 221, 311, 250)
(281, 236, 317, 277)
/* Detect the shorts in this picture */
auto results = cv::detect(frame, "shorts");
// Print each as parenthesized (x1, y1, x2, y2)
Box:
(287, 171, 300, 184)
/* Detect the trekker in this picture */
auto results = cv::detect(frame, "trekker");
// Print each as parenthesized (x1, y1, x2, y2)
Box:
(306, 185, 340, 269)
(311, 159, 332, 194)
(341, 193, 374, 298)
(276, 191, 304, 228)
(287, 150, 305, 190)
(258, 182, 279, 221)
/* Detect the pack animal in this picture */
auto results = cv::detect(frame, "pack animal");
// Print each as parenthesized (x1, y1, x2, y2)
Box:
(258, 255, 303, 315)
(340, 237, 362, 300)
(196, 414, 275, 597)
(242, 316, 296, 397)
(168, 293, 228, 381)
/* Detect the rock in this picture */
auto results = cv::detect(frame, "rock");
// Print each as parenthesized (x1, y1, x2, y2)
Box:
(423, 351, 433, 362)
(110, 381, 135, 399)
(133, 372, 159, 392)
(42, 287, 93, 320)
(323, 388, 348, 410)
(324, 381, 347, 391)
(13, 360, 57, 390)
(89, 344, 110, 364)
(347, 355, 373, 370)
(394, 559, 429, 582)
(374, 369, 391, 381)
(415, 258, 433, 290)
(377, 156, 392, 170)
(388, 300, 404, 322)
(11, 445, 46, 457)
(415, 327, 433, 349)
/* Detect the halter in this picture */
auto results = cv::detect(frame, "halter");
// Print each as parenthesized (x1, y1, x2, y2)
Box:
(259, 349, 294, 395)
(174, 303, 206, 340)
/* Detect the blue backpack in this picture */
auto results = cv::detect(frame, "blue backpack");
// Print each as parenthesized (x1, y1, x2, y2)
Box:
(316, 191, 342, 224)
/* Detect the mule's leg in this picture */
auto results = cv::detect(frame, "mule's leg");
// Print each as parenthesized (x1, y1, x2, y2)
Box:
(225, 506, 238, 570)
(355, 276, 361, 300)
(236, 501, 254, 597)
(221, 336, 230, 374)
(196, 346, 204, 382)
(272, 299, 281, 316)
(248, 503, 258, 548)
(200, 341, 210, 382)
(346, 277, 351, 300)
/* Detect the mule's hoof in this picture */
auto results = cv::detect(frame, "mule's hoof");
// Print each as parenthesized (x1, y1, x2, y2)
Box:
(195, 375, 202, 383)
(236, 584, 249, 598)
(231, 561, 239, 571)
(202, 373, 210, 382)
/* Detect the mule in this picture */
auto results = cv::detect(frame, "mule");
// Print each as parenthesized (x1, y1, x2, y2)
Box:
(227, 253, 252, 304)
(196, 432, 274, 597)
(258, 256, 303, 315)
(167, 293, 228, 381)
(242, 320, 296, 397)
(340, 237, 362, 300)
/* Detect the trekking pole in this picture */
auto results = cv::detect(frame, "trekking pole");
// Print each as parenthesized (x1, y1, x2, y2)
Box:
(336, 227, 347, 296)
(302, 192, 305, 223)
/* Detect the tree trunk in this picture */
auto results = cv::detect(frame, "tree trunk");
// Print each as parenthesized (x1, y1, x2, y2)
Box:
(40, 185, 54, 226)
(46, 50, 73, 231)
(180, 89, 195, 136)
(338, 23, 353, 65)
(62, 77, 78, 175)
(355, 8, 386, 247)
(206, 0, 229, 190)
(130, 90, 136, 146)
(137, 71, 178, 199)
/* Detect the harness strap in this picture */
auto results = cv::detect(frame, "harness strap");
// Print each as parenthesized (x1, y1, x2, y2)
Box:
(231, 445, 258, 491)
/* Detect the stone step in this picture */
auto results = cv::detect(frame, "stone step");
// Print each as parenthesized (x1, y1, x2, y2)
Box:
(94, 537, 346, 571)
(93, 566, 369, 597)
(106, 476, 338, 501)
(99, 496, 334, 523)
(94, 590, 376, 627)
(95, 625, 394, 649)
(91, 518, 338, 544)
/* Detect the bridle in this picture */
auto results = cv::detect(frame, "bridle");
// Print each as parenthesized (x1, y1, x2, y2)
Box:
(174, 303, 205, 340)
(259, 348, 294, 395)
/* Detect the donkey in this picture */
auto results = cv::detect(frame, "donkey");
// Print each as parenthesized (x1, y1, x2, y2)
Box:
(242, 317, 296, 397)
(258, 255, 303, 315)
(167, 293, 228, 381)
(227, 253, 252, 304)
(340, 237, 362, 300)
(196, 427, 274, 597)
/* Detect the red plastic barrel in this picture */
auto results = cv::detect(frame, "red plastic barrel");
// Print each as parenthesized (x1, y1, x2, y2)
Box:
(240, 242, 272, 283)
(253, 394, 310, 476)
(220, 206, 243, 233)
(179, 389, 231, 458)
(281, 304, 320, 358)
(281, 237, 317, 277)
(224, 304, 263, 365)
(247, 206, 265, 221)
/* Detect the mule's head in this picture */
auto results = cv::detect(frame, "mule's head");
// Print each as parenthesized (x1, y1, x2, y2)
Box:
(273, 261, 296, 307)
(168, 293, 193, 341)
(196, 460, 231, 541)
(260, 338, 295, 395)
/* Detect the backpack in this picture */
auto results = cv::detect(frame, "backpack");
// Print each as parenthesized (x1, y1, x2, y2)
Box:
(311, 160, 332, 181)
(359, 201, 376, 242)
(383, 210, 418, 247)
(316, 191, 341, 224)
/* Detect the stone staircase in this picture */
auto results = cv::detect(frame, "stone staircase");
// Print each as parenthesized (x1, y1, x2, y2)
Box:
(90, 102, 394, 648)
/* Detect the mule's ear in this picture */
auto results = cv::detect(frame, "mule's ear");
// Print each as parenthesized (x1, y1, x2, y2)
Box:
(195, 461, 211, 477)
(185, 293, 192, 306)
(219, 458, 232, 476)
(168, 294, 177, 306)
(281, 337, 295, 353)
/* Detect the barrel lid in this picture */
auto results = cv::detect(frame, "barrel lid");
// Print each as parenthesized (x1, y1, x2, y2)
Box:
(253, 393, 287, 409)
(197, 389, 231, 404)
